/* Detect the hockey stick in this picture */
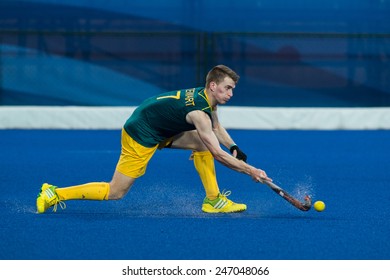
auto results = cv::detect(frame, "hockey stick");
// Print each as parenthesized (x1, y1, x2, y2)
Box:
(263, 180, 312, 211)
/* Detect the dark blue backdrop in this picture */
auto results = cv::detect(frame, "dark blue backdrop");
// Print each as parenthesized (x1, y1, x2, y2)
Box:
(1, 0, 390, 107)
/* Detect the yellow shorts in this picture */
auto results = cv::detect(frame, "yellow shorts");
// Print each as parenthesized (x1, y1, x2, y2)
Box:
(116, 129, 159, 178)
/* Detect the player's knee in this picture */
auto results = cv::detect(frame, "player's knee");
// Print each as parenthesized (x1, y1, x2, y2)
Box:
(108, 183, 131, 200)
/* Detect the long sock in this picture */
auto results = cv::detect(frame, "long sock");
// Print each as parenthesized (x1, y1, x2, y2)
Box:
(56, 182, 110, 201)
(192, 151, 220, 200)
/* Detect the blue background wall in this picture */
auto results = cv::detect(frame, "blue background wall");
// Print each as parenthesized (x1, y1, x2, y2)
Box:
(1, 0, 390, 106)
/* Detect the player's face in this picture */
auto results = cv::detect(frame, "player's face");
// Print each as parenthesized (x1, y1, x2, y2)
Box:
(211, 77, 236, 105)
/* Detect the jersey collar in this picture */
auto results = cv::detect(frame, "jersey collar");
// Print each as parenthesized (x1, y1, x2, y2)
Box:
(203, 89, 214, 111)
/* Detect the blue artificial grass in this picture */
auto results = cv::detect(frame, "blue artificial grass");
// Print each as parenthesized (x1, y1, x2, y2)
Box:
(0, 129, 389, 260)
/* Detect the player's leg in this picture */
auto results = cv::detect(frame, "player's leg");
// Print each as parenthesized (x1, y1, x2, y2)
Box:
(171, 131, 246, 213)
(37, 129, 157, 213)
(171, 130, 220, 200)
(108, 170, 136, 200)
(36, 173, 135, 214)
(55, 170, 135, 201)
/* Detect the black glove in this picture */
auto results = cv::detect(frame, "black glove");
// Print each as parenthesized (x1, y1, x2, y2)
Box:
(230, 144, 247, 162)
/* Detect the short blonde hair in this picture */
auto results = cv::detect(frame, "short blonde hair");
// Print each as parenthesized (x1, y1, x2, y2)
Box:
(206, 65, 240, 87)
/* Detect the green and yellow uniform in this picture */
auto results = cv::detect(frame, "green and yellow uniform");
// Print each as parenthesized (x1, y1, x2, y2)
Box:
(117, 87, 213, 178)
(47, 87, 221, 205)
(124, 87, 212, 147)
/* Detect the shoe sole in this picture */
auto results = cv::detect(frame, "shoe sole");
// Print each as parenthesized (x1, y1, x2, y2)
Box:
(202, 204, 247, 213)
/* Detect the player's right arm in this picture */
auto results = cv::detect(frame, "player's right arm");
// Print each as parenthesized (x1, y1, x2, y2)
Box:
(186, 110, 271, 183)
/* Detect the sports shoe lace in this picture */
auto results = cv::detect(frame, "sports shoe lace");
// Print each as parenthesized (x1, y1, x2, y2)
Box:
(219, 190, 232, 200)
(52, 198, 66, 212)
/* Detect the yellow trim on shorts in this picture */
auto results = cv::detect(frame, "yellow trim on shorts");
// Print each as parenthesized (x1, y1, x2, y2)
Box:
(116, 129, 159, 178)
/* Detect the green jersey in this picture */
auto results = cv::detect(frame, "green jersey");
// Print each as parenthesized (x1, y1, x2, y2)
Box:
(124, 87, 213, 147)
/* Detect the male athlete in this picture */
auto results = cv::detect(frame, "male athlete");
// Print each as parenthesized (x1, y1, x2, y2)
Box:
(37, 65, 271, 214)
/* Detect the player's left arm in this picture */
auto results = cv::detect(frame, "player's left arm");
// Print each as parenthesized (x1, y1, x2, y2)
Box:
(211, 107, 247, 162)
(186, 110, 270, 182)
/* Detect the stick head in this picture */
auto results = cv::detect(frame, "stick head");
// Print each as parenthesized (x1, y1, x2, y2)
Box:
(302, 195, 312, 211)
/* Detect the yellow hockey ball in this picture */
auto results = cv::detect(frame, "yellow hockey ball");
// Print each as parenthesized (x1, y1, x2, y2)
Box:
(314, 201, 326, 212)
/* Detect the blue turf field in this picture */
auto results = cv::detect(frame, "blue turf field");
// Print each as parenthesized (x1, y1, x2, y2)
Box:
(0, 129, 389, 260)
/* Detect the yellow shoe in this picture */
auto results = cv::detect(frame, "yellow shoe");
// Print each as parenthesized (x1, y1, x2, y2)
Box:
(202, 190, 247, 213)
(36, 183, 66, 214)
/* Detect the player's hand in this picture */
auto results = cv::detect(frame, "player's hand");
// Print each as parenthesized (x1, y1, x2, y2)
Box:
(230, 144, 247, 162)
(250, 167, 272, 183)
